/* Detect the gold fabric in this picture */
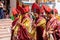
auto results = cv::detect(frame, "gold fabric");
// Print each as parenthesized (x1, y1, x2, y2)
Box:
(37, 18, 46, 29)
(31, 28, 36, 40)
(23, 17, 32, 33)
(14, 25, 19, 36)
(13, 15, 23, 37)
(56, 15, 60, 21)
(19, 14, 23, 22)
(23, 17, 36, 40)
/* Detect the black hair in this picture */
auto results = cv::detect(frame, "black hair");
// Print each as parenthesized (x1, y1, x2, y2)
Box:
(50, 10, 54, 14)
(16, 14, 18, 17)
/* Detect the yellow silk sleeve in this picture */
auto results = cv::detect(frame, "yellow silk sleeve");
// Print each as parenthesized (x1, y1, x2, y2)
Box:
(14, 25, 19, 36)
(56, 16, 60, 21)
(19, 15, 23, 22)
(23, 18, 31, 32)
(37, 18, 46, 29)
(37, 19, 46, 26)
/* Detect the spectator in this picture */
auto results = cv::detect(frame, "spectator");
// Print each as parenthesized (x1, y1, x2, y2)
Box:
(0, 1, 4, 19)
(5, 13, 10, 19)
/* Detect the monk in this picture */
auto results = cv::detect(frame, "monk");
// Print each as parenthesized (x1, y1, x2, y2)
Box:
(35, 13, 46, 40)
(19, 5, 38, 40)
(53, 8, 60, 40)
(44, 7, 60, 40)
(11, 8, 19, 40)
(32, 3, 46, 40)
(46, 12, 57, 40)
(42, 5, 56, 40)
(11, 5, 31, 40)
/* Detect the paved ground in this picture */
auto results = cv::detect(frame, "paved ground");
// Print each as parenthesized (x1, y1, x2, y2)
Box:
(0, 37, 11, 40)
(0, 19, 12, 40)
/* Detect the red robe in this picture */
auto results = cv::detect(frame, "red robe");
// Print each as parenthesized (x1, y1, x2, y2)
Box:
(11, 18, 19, 40)
(47, 16, 60, 40)
(56, 20, 60, 40)
(36, 16, 46, 40)
(11, 18, 31, 40)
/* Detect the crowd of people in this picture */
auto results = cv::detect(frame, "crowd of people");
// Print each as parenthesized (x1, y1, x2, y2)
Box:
(0, 0, 10, 19)
(11, 1, 60, 40)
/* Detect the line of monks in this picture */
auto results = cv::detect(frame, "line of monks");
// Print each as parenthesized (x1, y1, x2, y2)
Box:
(11, 2, 60, 40)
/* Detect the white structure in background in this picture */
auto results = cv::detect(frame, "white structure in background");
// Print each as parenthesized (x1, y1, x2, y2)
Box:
(55, 0, 60, 15)
(22, 0, 35, 3)
(30, 0, 35, 3)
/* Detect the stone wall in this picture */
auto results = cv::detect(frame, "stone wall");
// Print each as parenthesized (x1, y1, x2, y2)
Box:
(10, 0, 16, 15)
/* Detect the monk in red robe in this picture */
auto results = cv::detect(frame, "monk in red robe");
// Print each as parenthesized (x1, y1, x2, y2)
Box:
(11, 5, 31, 40)
(44, 6, 60, 40)
(11, 8, 19, 40)
(53, 8, 60, 40)
(33, 12, 46, 40)
(32, 3, 46, 40)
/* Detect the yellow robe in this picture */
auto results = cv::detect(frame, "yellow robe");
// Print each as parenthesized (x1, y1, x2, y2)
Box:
(36, 17, 46, 40)
(23, 17, 36, 40)
(23, 17, 32, 34)
(13, 15, 23, 37)
(37, 18, 46, 29)
(56, 15, 60, 21)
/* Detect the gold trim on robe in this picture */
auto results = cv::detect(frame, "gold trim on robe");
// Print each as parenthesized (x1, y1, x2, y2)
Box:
(13, 14, 23, 37)
(37, 18, 46, 29)
(23, 17, 32, 34)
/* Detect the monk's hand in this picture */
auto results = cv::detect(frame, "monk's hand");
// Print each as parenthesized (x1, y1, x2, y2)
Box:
(20, 23, 26, 29)
(43, 30, 47, 38)
(17, 19, 22, 25)
(48, 30, 53, 34)
(17, 20, 20, 25)
(33, 24, 36, 28)
(55, 30, 58, 32)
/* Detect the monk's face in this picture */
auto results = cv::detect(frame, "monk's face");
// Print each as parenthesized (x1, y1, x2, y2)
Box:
(48, 13, 54, 18)
(13, 14, 18, 19)
(34, 13, 39, 18)
(25, 13, 28, 17)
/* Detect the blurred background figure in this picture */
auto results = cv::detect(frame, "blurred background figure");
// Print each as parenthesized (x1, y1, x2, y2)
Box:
(0, 0, 4, 19)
